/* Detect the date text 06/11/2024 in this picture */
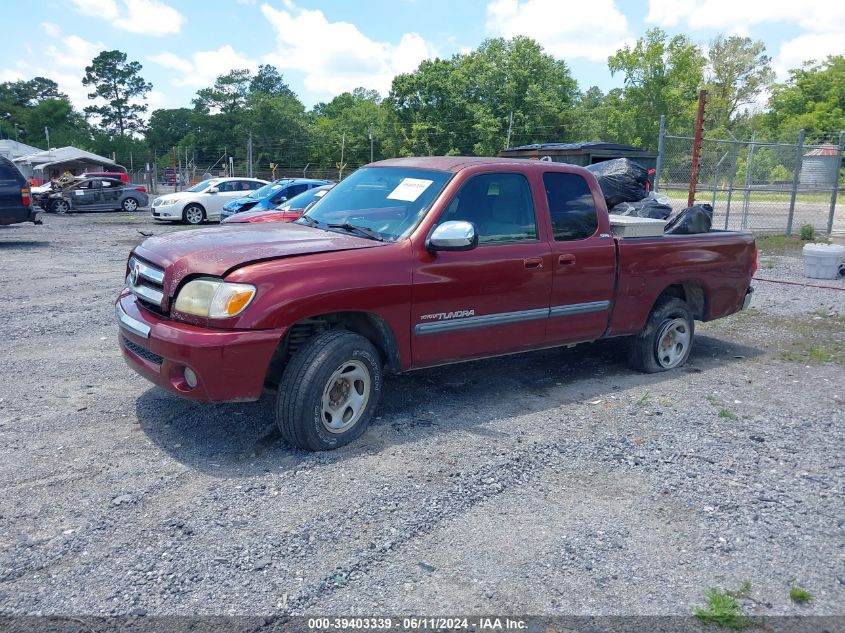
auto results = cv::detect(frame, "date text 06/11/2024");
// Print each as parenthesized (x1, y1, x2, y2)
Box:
(306, 617, 528, 630)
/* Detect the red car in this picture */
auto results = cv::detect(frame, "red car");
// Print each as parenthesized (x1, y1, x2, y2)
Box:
(117, 156, 755, 451)
(85, 171, 130, 183)
(222, 184, 334, 224)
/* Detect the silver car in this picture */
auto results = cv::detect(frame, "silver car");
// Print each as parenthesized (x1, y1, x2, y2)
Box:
(45, 177, 150, 214)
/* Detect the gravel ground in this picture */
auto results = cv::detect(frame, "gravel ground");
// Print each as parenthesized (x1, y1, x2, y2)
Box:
(0, 212, 843, 619)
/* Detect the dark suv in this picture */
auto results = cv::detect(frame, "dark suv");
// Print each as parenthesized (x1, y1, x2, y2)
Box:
(0, 156, 41, 225)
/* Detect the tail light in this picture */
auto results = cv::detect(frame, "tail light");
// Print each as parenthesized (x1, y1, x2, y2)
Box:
(752, 243, 758, 275)
(21, 186, 31, 207)
(133, 185, 147, 193)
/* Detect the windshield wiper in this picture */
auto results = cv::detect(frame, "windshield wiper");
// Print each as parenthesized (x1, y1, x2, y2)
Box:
(326, 223, 385, 242)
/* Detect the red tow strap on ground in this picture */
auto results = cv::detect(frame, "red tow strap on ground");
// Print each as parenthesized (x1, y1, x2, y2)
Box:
(752, 276, 845, 292)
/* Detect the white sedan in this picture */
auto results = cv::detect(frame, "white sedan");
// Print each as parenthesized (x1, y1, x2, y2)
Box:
(151, 177, 269, 224)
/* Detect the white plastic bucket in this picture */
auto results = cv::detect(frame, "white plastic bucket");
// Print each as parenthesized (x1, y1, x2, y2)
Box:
(803, 243, 845, 279)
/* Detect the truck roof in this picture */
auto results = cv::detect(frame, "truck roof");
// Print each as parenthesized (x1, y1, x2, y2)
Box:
(370, 155, 588, 173)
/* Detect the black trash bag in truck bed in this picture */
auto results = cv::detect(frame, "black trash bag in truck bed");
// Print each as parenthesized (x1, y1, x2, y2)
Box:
(664, 203, 713, 234)
(585, 158, 649, 208)
(610, 194, 672, 219)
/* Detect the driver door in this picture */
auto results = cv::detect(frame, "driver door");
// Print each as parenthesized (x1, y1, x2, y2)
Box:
(71, 180, 101, 210)
(411, 171, 553, 367)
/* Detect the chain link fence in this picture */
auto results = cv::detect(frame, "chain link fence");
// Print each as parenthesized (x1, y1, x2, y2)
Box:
(656, 131, 845, 235)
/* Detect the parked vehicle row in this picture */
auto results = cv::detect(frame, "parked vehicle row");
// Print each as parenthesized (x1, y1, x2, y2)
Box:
(222, 184, 334, 224)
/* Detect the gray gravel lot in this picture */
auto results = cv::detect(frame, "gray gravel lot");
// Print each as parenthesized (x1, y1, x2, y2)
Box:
(0, 212, 843, 618)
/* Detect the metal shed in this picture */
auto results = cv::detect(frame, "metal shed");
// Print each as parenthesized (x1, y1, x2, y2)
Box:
(13, 146, 125, 183)
(800, 145, 841, 188)
(499, 141, 658, 170)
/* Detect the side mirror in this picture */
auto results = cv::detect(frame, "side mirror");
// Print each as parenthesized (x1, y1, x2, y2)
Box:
(427, 221, 478, 252)
(208, 187, 219, 194)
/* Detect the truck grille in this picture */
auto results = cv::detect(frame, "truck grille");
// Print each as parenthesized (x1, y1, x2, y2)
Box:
(122, 336, 163, 365)
(127, 256, 166, 310)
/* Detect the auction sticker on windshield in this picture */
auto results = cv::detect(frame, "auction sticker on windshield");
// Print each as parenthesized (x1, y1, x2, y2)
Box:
(387, 178, 433, 202)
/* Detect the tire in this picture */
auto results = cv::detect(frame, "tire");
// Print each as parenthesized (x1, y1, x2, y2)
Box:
(276, 329, 382, 451)
(121, 197, 139, 212)
(182, 204, 205, 225)
(629, 296, 695, 373)
(51, 199, 70, 214)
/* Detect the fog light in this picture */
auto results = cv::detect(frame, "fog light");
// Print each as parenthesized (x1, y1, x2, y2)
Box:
(183, 367, 198, 389)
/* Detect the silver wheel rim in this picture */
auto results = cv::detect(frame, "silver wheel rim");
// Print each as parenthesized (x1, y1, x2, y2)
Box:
(185, 207, 202, 224)
(655, 317, 690, 368)
(124, 198, 138, 211)
(320, 360, 371, 434)
(54, 200, 68, 214)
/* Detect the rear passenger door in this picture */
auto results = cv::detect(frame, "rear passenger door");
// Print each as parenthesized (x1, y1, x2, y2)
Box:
(542, 171, 616, 344)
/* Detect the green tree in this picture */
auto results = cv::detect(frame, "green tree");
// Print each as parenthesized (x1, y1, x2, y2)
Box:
(82, 50, 152, 137)
(0, 77, 91, 147)
(249, 64, 295, 98)
(608, 28, 706, 147)
(389, 36, 577, 156)
(705, 34, 774, 131)
(765, 55, 845, 143)
(193, 69, 252, 114)
(144, 108, 194, 151)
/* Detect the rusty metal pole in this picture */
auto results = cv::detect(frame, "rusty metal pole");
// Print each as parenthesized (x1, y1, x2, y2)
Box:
(687, 90, 708, 207)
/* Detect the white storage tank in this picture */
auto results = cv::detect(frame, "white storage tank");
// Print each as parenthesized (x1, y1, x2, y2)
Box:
(802, 243, 845, 279)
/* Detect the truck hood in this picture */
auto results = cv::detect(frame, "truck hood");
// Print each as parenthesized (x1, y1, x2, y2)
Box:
(133, 222, 384, 289)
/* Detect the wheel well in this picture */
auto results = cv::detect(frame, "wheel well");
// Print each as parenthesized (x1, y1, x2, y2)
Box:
(264, 311, 401, 389)
(657, 282, 706, 320)
(183, 202, 205, 215)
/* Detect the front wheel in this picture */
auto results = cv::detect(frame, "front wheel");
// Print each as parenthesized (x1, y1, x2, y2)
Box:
(182, 204, 204, 225)
(276, 330, 382, 451)
(51, 199, 70, 214)
(629, 296, 694, 373)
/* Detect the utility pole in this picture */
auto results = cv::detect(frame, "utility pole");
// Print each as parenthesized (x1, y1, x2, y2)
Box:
(338, 132, 347, 180)
(247, 132, 253, 178)
(687, 90, 707, 207)
(369, 131, 374, 164)
(44, 126, 50, 149)
(505, 111, 514, 149)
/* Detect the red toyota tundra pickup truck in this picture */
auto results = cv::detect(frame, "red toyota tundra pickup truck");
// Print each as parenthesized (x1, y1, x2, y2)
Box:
(116, 157, 755, 451)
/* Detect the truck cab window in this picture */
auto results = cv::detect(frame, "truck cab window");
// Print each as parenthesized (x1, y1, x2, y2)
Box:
(442, 173, 537, 245)
(543, 172, 598, 241)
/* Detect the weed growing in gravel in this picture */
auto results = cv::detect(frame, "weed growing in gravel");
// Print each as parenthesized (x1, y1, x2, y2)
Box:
(694, 585, 750, 630)
(790, 586, 812, 604)
(719, 409, 738, 420)
(707, 394, 720, 406)
(636, 391, 651, 406)
(800, 224, 815, 241)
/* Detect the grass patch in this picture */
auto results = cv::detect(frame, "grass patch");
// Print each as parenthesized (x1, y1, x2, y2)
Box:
(694, 585, 750, 630)
(789, 586, 812, 604)
(773, 312, 845, 365)
(754, 234, 805, 254)
(636, 390, 651, 406)
(719, 408, 738, 420)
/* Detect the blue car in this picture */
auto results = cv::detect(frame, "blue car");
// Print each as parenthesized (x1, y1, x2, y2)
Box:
(220, 178, 333, 220)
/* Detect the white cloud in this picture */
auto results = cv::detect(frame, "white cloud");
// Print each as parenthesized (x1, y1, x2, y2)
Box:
(2, 24, 105, 111)
(646, 0, 845, 78)
(69, 0, 185, 36)
(150, 45, 258, 89)
(260, 1, 438, 99)
(485, 0, 632, 62)
(774, 32, 845, 77)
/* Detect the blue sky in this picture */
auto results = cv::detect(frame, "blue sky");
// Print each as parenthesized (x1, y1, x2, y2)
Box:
(2, 0, 844, 113)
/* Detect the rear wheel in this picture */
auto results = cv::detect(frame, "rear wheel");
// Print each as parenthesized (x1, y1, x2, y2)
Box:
(121, 197, 139, 212)
(629, 297, 694, 373)
(51, 199, 70, 214)
(276, 330, 382, 451)
(182, 204, 204, 225)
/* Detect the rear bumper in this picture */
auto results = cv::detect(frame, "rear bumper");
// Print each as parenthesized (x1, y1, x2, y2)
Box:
(0, 206, 41, 225)
(115, 292, 286, 402)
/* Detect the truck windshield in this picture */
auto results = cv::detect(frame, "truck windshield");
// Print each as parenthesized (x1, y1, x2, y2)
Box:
(296, 167, 452, 242)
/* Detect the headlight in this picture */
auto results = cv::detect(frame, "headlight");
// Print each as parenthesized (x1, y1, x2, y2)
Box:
(159, 198, 176, 205)
(173, 279, 256, 318)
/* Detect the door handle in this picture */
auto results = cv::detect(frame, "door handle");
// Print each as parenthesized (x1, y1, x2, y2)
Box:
(523, 257, 543, 269)
(558, 254, 576, 267)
